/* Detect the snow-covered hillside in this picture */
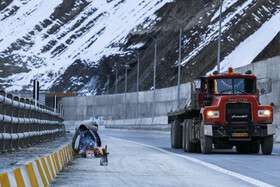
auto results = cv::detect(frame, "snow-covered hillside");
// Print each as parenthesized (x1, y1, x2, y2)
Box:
(220, 7, 280, 72)
(1, 0, 280, 94)
(0, 0, 172, 91)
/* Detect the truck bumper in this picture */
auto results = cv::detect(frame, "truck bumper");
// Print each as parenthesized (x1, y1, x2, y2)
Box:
(205, 123, 275, 139)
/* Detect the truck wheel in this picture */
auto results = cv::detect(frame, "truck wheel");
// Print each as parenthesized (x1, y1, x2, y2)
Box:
(200, 122, 212, 154)
(183, 120, 196, 153)
(261, 136, 273, 155)
(171, 120, 182, 149)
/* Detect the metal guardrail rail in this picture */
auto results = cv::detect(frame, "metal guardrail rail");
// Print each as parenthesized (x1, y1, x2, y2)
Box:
(0, 90, 65, 152)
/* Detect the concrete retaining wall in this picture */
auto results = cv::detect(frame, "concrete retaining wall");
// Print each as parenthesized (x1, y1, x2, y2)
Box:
(62, 83, 191, 121)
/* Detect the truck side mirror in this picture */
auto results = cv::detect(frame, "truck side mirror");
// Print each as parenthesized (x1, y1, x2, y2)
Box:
(193, 79, 201, 89)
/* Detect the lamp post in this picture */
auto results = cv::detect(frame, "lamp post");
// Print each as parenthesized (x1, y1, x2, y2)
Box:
(217, 0, 223, 73)
(177, 27, 183, 109)
(137, 51, 140, 119)
(114, 63, 118, 94)
(106, 75, 110, 94)
(168, 15, 185, 109)
(124, 64, 129, 93)
(152, 38, 157, 122)
(124, 63, 130, 118)
(128, 30, 158, 121)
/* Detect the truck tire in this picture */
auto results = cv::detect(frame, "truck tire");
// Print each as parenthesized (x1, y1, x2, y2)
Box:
(261, 136, 273, 155)
(171, 120, 182, 149)
(200, 122, 212, 154)
(183, 120, 196, 153)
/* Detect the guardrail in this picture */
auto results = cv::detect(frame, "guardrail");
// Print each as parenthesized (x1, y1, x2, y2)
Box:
(0, 90, 65, 152)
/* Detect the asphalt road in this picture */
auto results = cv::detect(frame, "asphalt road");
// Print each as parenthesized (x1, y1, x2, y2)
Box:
(101, 129, 280, 186)
(53, 128, 280, 187)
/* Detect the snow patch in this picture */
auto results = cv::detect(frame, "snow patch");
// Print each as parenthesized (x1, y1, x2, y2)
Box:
(219, 10, 280, 72)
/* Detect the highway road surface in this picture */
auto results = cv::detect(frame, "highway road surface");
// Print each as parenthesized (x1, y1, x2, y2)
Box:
(52, 128, 280, 187)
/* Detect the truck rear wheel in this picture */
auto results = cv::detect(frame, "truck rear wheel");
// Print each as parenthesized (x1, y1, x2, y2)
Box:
(171, 120, 182, 149)
(183, 120, 196, 153)
(261, 136, 273, 155)
(200, 122, 212, 154)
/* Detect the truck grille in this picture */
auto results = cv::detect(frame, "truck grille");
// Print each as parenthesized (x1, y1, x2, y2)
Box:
(226, 103, 251, 123)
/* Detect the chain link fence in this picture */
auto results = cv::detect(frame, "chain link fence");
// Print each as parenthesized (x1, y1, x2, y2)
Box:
(0, 90, 65, 152)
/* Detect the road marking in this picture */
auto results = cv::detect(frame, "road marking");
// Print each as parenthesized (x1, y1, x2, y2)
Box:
(110, 137, 275, 187)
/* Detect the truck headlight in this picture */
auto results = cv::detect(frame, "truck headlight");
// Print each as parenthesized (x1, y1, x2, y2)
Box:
(207, 110, 220, 119)
(258, 110, 272, 117)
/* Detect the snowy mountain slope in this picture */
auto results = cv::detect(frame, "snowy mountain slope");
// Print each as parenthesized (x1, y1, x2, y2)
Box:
(220, 9, 280, 72)
(0, 0, 172, 91)
(1, 0, 280, 94)
(111, 0, 280, 94)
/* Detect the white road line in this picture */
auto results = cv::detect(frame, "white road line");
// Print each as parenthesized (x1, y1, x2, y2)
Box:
(110, 137, 275, 187)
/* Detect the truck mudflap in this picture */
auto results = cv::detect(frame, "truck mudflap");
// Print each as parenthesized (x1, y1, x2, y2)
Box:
(204, 123, 275, 138)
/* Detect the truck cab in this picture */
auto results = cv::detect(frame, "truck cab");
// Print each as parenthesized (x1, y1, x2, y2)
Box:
(169, 68, 275, 155)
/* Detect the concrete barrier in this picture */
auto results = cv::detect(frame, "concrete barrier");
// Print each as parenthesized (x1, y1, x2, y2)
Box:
(0, 144, 74, 187)
(104, 116, 170, 131)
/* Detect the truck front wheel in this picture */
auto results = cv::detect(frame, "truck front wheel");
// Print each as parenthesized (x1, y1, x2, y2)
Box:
(200, 122, 212, 154)
(171, 120, 182, 149)
(261, 136, 273, 155)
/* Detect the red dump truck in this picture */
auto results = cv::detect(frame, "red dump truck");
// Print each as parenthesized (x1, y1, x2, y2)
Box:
(168, 68, 275, 154)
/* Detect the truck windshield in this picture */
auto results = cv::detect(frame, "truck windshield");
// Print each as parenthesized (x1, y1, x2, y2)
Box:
(211, 78, 256, 95)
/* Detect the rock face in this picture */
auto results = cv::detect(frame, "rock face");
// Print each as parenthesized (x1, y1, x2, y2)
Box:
(0, 0, 280, 94)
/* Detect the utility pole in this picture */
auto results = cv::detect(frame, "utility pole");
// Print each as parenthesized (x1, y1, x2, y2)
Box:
(124, 63, 129, 119)
(54, 95, 57, 113)
(152, 39, 157, 122)
(137, 52, 140, 93)
(125, 64, 129, 93)
(217, 0, 223, 73)
(137, 52, 140, 119)
(177, 27, 182, 109)
(107, 75, 110, 94)
(115, 63, 118, 94)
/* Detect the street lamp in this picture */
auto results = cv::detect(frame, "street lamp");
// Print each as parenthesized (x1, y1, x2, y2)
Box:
(124, 64, 129, 93)
(106, 75, 110, 94)
(114, 63, 118, 94)
(136, 51, 140, 119)
(217, 0, 223, 73)
(124, 63, 130, 118)
(168, 15, 185, 109)
(128, 30, 158, 121)
(137, 51, 140, 93)
(152, 37, 158, 122)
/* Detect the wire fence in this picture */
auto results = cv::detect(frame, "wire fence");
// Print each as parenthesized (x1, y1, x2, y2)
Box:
(0, 90, 65, 152)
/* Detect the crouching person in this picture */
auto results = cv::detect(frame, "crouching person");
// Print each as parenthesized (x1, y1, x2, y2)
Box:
(72, 121, 108, 166)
